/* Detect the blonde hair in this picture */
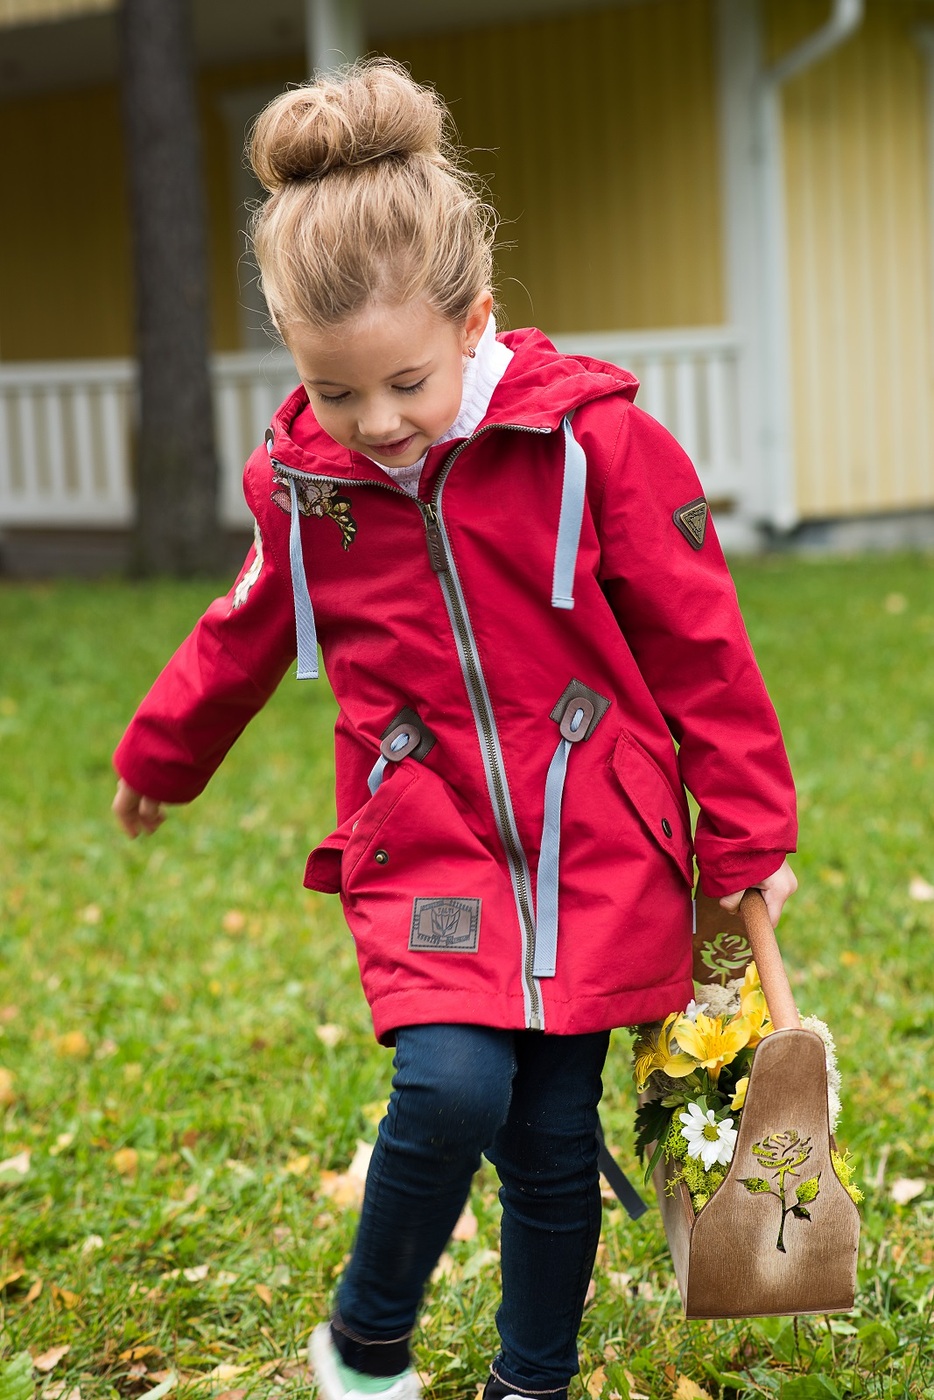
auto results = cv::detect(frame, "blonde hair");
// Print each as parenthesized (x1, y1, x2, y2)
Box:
(248, 59, 496, 333)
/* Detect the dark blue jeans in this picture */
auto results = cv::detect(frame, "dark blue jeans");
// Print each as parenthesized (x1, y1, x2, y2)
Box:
(333, 1023, 610, 1395)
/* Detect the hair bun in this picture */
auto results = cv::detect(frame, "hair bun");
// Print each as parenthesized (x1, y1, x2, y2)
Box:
(250, 59, 447, 192)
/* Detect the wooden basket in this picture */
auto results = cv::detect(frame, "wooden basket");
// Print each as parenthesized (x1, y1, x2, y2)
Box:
(654, 891, 860, 1319)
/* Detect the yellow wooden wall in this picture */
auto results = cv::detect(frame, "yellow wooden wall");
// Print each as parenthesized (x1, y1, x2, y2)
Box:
(0, 0, 724, 360)
(381, 0, 724, 333)
(0, 58, 290, 361)
(767, 0, 934, 518)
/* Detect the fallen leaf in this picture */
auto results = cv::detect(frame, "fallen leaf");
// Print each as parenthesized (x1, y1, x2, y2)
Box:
(55, 1031, 90, 1058)
(32, 1344, 71, 1372)
(284, 1154, 312, 1176)
(0, 1068, 15, 1105)
(45, 1384, 82, 1400)
(431, 1252, 456, 1281)
(81, 1234, 104, 1255)
(452, 1204, 478, 1241)
(222, 909, 247, 933)
(24, 1278, 43, 1304)
(584, 1277, 596, 1307)
(128, 1365, 149, 1381)
(318, 1139, 373, 1208)
(78, 904, 102, 924)
(673, 1376, 715, 1400)
(49, 1133, 75, 1157)
(215, 1271, 238, 1286)
(119, 1347, 162, 1363)
(51, 1284, 81, 1308)
(0, 1150, 30, 1177)
(315, 1023, 345, 1048)
(113, 1147, 139, 1178)
(891, 1177, 926, 1205)
(202, 1365, 248, 1383)
(183, 1264, 210, 1282)
(254, 1283, 273, 1306)
(0, 1269, 24, 1290)
(460, 1248, 499, 1281)
(909, 877, 934, 902)
(585, 1365, 605, 1397)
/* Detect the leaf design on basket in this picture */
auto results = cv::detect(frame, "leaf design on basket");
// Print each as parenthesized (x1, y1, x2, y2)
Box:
(699, 930, 751, 985)
(739, 1131, 820, 1253)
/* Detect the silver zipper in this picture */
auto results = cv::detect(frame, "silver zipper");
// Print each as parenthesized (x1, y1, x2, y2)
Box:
(429, 425, 549, 1030)
(271, 422, 550, 1029)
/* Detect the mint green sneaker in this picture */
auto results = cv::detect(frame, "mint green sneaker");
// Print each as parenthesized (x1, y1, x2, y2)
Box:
(308, 1324, 421, 1400)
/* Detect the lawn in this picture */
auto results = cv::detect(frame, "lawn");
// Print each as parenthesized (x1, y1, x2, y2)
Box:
(0, 554, 933, 1400)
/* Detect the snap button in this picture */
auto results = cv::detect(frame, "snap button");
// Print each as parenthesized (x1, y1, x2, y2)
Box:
(661, 818, 673, 838)
(374, 849, 389, 865)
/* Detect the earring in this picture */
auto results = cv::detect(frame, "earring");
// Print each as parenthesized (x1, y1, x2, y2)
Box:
(467, 346, 476, 359)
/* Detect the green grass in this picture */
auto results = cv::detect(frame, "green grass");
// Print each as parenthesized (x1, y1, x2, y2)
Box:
(1, 554, 933, 1400)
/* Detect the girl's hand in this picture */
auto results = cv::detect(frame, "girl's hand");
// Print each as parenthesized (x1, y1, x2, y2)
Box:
(718, 858, 797, 928)
(112, 778, 166, 838)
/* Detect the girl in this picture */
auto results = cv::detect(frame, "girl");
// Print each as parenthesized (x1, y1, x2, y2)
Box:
(113, 60, 797, 1400)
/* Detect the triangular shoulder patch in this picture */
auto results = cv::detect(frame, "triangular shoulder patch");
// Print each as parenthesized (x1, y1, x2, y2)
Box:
(673, 497, 709, 550)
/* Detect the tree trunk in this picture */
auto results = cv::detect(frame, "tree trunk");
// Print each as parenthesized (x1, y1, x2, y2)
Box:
(119, 0, 223, 575)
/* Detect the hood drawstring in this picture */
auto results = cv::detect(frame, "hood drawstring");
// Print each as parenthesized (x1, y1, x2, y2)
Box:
(266, 431, 320, 681)
(287, 476, 320, 680)
(552, 415, 587, 610)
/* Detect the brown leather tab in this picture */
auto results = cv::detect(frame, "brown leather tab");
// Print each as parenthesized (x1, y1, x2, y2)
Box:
(549, 678, 610, 741)
(379, 706, 436, 763)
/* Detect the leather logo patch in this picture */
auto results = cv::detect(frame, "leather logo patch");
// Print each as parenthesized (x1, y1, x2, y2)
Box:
(673, 497, 709, 550)
(409, 898, 481, 952)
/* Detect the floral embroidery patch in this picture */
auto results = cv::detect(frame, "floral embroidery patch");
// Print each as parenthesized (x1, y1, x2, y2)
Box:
(231, 521, 264, 610)
(271, 471, 357, 551)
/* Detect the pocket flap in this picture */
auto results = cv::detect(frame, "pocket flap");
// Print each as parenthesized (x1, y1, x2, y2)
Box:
(611, 730, 694, 883)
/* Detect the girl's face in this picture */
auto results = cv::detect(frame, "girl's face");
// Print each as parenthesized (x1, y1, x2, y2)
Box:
(286, 292, 493, 470)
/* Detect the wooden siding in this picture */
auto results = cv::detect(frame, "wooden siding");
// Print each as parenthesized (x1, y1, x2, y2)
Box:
(767, 0, 934, 518)
(0, 62, 287, 361)
(382, 0, 724, 333)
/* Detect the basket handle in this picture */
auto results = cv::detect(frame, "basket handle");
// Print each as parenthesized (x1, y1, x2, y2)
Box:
(739, 889, 801, 1031)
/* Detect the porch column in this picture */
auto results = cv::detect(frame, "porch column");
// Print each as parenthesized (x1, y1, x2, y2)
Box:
(305, 0, 365, 75)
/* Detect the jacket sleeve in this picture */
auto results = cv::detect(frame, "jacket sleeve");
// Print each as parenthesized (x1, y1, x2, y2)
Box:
(112, 448, 298, 803)
(585, 399, 797, 898)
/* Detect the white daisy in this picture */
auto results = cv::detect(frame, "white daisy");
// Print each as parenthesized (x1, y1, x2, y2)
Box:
(679, 1101, 738, 1170)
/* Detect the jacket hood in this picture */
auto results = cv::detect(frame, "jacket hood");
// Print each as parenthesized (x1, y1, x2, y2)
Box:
(266, 326, 639, 476)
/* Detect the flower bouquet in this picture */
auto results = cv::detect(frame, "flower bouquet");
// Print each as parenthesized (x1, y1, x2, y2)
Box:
(632, 891, 861, 1319)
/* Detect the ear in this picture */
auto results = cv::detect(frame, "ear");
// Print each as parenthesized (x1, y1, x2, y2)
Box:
(462, 289, 494, 355)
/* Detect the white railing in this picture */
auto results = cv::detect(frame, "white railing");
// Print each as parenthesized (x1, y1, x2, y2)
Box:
(552, 326, 743, 503)
(0, 329, 743, 529)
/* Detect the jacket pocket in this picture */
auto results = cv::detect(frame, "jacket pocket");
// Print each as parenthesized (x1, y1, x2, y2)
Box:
(610, 729, 694, 886)
(303, 765, 420, 895)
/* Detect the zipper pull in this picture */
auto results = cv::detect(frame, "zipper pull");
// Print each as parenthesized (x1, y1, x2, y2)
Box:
(423, 503, 448, 573)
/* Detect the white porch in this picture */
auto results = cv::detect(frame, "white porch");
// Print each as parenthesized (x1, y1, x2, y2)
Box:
(0, 326, 757, 563)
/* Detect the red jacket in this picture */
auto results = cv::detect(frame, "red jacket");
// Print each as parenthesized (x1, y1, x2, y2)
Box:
(114, 328, 796, 1043)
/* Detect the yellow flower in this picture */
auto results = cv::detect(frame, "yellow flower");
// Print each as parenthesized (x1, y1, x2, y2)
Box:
(672, 1011, 752, 1083)
(739, 988, 774, 1047)
(632, 1014, 697, 1092)
(731, 1076, 749, 1111)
